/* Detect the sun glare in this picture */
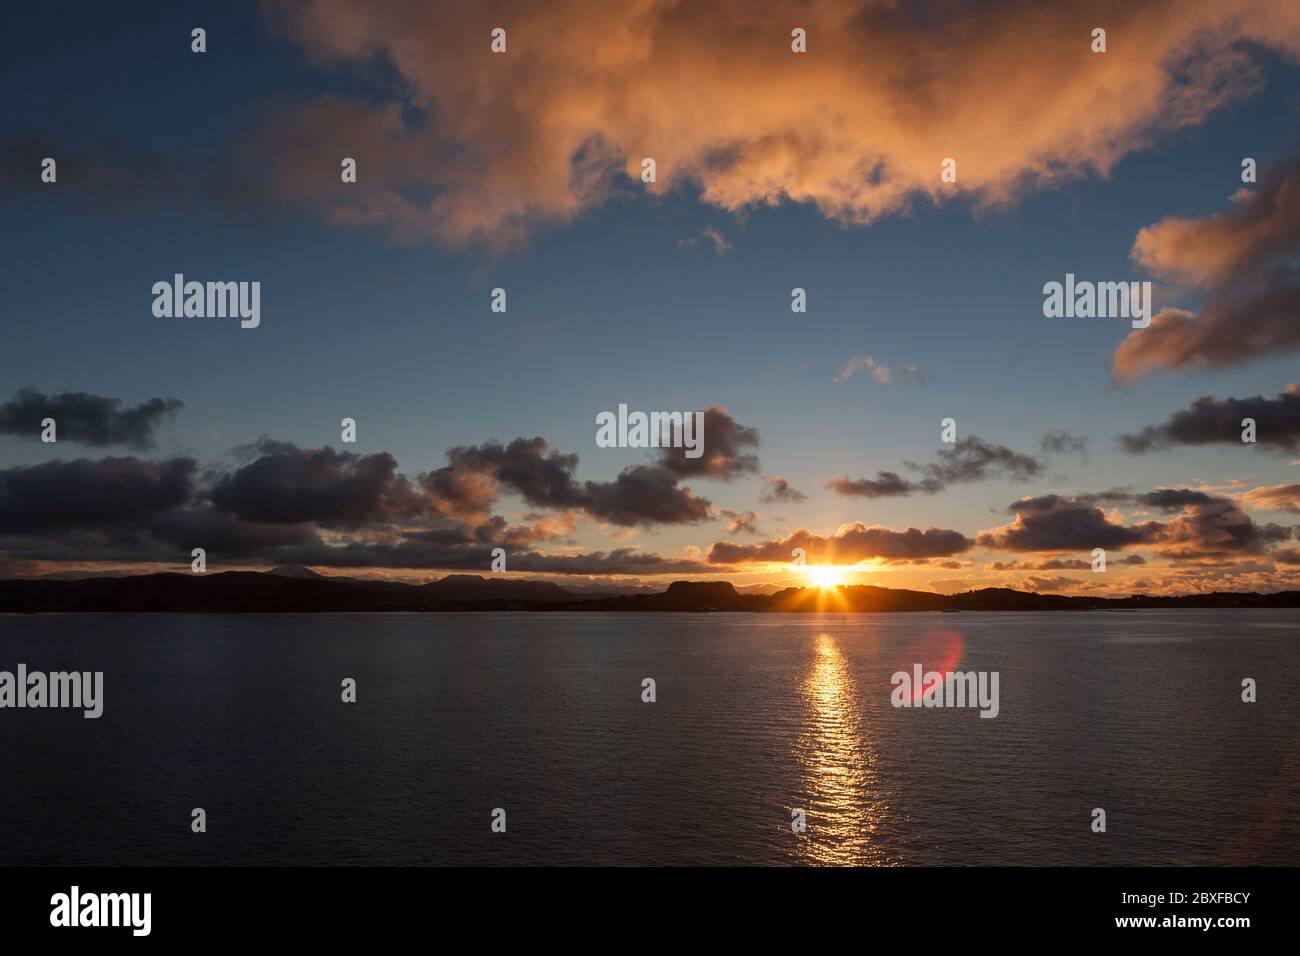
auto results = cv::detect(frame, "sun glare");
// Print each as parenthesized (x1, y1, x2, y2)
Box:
(804, 565, 845, 589)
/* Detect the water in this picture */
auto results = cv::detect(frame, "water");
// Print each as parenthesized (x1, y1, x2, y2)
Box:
(1, 610, 1296, 866)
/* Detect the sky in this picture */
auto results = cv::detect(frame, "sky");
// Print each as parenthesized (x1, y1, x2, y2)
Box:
(2, 0, 1300, 595)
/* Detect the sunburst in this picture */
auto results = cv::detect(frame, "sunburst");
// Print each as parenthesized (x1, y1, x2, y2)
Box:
(803, 565, 845, 589)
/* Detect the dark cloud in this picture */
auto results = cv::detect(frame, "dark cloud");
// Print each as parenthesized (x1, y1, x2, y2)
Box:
(433, 436, 712, 526)
(0, 428, 717, 573)
(656, 406, 759, 480)
(977, 489, 1289, 557)
(0, 457, 196, 533)
(208, 430, 719, 550)
(0, 388, 183, 450)
(826, 471, 940, 499)
(146, 507, 319, 556)
(1040, 426, 1088, 456)
(210, 443, 427, 528)
(581, 464, 712, 525)
(709, 523, 971, 565)
(1128, 488, 1217, 511)
(759, 475, 806, 503)
(914, 437, 1044, 484)
(1132, 492, 1290, 558)
(976, 495, 1150, 553)
(1119, 386, 1300, 452)
(828, 436, 1043, 499)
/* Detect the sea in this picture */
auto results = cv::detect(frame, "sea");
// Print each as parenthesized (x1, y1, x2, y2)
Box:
(1, 610, 1296, 866)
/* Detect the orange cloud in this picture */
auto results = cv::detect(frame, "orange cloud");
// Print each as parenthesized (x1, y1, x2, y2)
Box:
(1112, 162, 1300, 381)
(1243, 483, 1300, 513)
(260, 0, 1300, 248)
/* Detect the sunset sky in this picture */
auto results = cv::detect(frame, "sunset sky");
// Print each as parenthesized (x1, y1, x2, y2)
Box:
(2, 0, 1300, 594)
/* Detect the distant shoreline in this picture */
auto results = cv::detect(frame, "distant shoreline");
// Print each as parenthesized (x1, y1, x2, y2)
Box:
(1, 572, 1297, 614)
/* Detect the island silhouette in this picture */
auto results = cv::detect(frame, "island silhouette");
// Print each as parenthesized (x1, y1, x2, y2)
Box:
(2, 570, 1297, 613)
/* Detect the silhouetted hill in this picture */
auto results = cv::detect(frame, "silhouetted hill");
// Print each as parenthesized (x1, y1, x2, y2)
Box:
(0, 573, 1298, 613)
(664, 580, 741, 605)
(421, 574, 581, 602)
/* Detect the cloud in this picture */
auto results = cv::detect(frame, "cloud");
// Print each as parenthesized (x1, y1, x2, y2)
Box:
(0, 457, 196, 533)
(832, 355, 922, 384)
(834, 355, 891, 383)
(1119, 385, 1300, 452)
(976, 494, 1151, 552)
(579, 463, 713, 525)
(0, 388, 183, 450)
(210, 442, 428, 528)
(990, 554, 1145, 572)
(0, 424, 725, 572)
(428, 433, 718, 526)
(827, 471, 938, 499)
(759, 475, 806, 503)
(992, 558, 1089, 571)
(828, 436, 1043, 498)
(257, 0, 1300, 248)
(494, 549, 712, 575)
(426, 437, 717, 528)
(1040, 426, 1088, 456)
(678, 225, 731, 255)
(719, 509, 761, 535)
(708, 522, 971, 565)
(146, 506, 320, 556)
(914, 437, 1044, 484)
(1127, 489, 1291, 558)
(656, 405, 759, 480)
(1111, 160, 1300, 381)
(1243, 483, 1300, 513)
(1020, 574, 1085, 592)
(976, 489, 1290, 557)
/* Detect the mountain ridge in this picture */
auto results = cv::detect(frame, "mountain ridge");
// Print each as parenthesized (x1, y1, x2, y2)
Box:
(0, 571, 1298, 613)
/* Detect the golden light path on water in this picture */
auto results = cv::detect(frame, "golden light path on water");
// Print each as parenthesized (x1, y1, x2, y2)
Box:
(792, 631, 890, 865)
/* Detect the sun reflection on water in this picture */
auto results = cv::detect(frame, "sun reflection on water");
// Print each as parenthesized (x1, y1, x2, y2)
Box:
(792, 631, 889, 865)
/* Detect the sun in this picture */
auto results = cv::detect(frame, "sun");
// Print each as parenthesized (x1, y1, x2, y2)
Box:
(804, 565, 845, 589)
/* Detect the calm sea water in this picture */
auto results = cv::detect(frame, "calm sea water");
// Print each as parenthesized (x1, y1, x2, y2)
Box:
(0, 610, 1296, 866)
